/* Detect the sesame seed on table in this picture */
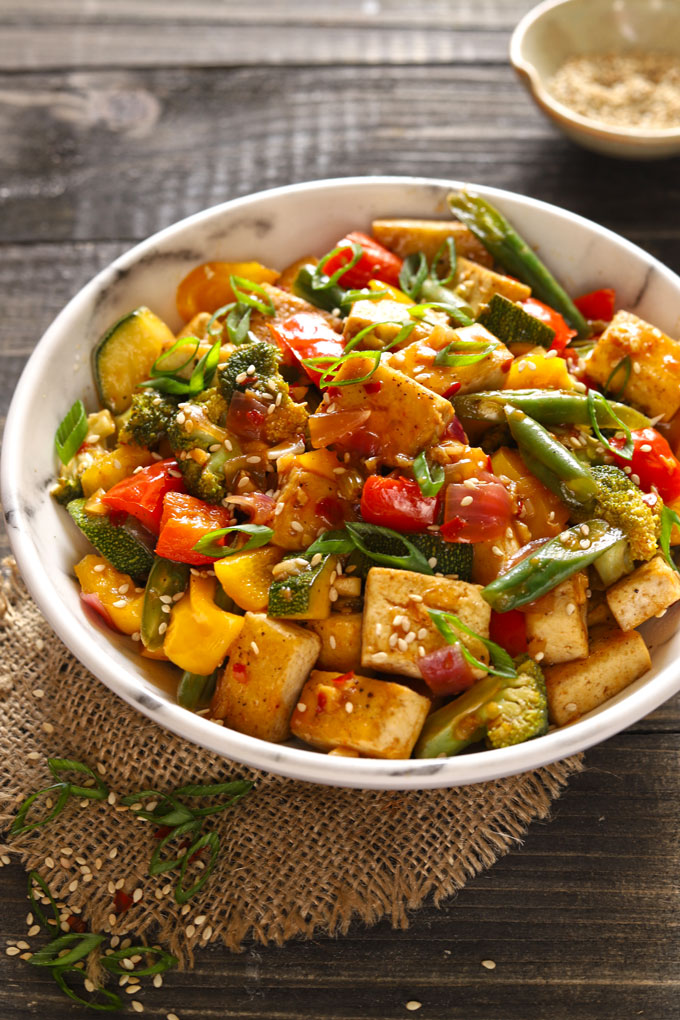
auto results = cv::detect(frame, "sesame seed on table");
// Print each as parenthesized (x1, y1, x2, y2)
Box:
(1, 1, 680, 1018)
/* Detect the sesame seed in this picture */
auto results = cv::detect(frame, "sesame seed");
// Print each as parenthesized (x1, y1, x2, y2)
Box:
(133, 888, 143, 903)
(113, 599, 127, 608)
(131, 1001, 144, 1013)
(32, 688, 45, 699)
(579, 539, 590, 549)
(481, 959, 496, 970)
(42, 722, 54, 735)
(460, 495, 474, 507)
(250, 641, 260, 655)
(406, 1002, 422, 1012)
(107, 792, 117, 806)
(564, 702, 578, 713)
(389, 633, 399, 648)
(93, 563, 106, 573)
(275, 392, 283, 406)
(185, 924, 196, 938)
(5, 947, 20, 956)
(27, 751, 40, 760)
(329, 635, 337, 649)
(108, 847, 118, 859)
(224, 439, 233, 451)
(375, 623, 382, 636)
(15, 941, 30, 950)
(428, 557, 437, 568)
(290, 521, 304, 533)
(161, 604, 171, 614)
(132, 632, 141, 641)
(640, 443, 652, 453)
(633, 362, 641, 374)
(84, 979, 96, 993)
(108, 913, 117, 927)
(329, 588, 339, 602)
(160, 594, 173, 604)
(158, 622, 168, 635)
(373, 651, 388, 661)
(535, 651, 545, 662)
(397, 638, 408, 652)
(45, 857, 55, 869)
(345, 702, 354, 714)
(409, 593, 423, 603)
(167, 1014, 181, 1020)
(246, 455, 261, 464)
(153, 974, 163, 988)
(566, 603, 576, 616)
(418, 644, 426, 657)
(202, 925, 213, 941)
(631, 473, 641, 486)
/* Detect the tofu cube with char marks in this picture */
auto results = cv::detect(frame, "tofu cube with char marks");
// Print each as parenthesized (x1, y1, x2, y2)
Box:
(451, 257, 531, 316)
(545, 627, 651, 726)
(586, 310, 680, 421)
(524, 572, 589, 665)
(210, 612, 321, 742)
(389, 323, 512, 396)
(343, 298, 447, 349)
(370, 218, 494, 268)
(606, 555, 680, 631)
(329, 357, 453, 465)
(361, 567, 491, 680)
(290, 669, 431, 759)
(308, 613, 363, 673)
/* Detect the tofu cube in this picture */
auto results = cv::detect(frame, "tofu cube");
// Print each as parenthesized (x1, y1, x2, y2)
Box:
(343, 298, 445, 348)
(361, 567, 490, 679)
(330, 357, 453, 464)
(308, 613, 364, 673)
(389, 323, 512, 396)
(272, 466, 341, 550)
(525, 572, 589, 665)
(290, 669, 431, 758)
(544, 627, 651, 726)
(606, 556, 680, 631)
(210, 613, 321, 742)
(452, 257, 531, 315)
(472, 527, 522, 587)
(371, 218, 494, 267)
(586, 310, 680, 421)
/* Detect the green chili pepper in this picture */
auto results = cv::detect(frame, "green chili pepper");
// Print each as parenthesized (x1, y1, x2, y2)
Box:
(482, 520, 623, 612)
(177, 670, 218, 711)
(448, 190, 590, 338)
(505, 406, 598, 508)
(452, 389, 649, 428)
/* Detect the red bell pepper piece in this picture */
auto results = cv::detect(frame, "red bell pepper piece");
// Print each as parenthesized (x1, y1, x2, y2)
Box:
(610, 428, 680, 503)
(156, 492, 234, 566)
(520, 297, 577, 354)
(574, 288, 615, 322)
(101, 459, 184, 536)
(489, 609, 527, 658)
(268, 312, 345, 384)
(322, 231, 403, 289)
(360, 476, 438, 532)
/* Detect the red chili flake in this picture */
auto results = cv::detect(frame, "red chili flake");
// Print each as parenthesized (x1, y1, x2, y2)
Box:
(316, 691, 328, 714)
(444, 415, 467, 443)
(66, 915, 87, 933)
(233, 662, 249, 684)
(364, 380, 382, 394)
(500, 357, 513, 373)
(113, 890, 133, 914)
(443, 381, 461, 399)
(332, 671, 355, 684)
(153, 825, 173, 840)
(326, 386, 341, 399)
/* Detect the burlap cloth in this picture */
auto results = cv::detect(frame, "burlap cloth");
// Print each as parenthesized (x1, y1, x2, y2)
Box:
(0, 559, 583, 965)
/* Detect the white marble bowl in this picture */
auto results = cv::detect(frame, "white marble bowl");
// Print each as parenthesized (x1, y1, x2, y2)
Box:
(510, 0, 680, 160)
(3, 177, 680, 789)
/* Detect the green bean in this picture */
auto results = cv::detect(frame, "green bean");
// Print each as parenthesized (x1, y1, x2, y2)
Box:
(505, 406, 598, 508)
(452, 389, 649, 428)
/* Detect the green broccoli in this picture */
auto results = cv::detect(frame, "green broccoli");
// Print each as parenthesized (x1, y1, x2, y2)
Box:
(217, 341, 308, 444)
(414, 656, 548, 759)
(590, 464, 661, 562)
(167, 394, 243, 504)
(117, 391, 178, 449)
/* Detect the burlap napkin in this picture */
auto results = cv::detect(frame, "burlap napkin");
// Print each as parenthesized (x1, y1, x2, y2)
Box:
(0, 559, 583, 965)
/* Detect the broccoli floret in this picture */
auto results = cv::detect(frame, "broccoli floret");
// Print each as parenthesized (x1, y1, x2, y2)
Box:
(483, 656, 549, 750)
(217, 341, 308, 444)
(590, 464, 661, 562)
(414, 656, 548, 758)
(167, 394, 242, 504)
(118, 391, 178, 449)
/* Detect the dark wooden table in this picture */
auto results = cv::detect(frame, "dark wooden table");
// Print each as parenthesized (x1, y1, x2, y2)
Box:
(1, 2, 679, 1017)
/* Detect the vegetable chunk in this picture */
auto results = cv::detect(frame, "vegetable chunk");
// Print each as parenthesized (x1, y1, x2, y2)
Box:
(450, 257, 531, 316)
(524, 572, 589, 665)
(210, 612, 321, 742)
(605, 555, 680, 631)
(586, 310, 680, 421)
(308, 613, 364, 673)
(544, 628, 651, 726)
(389, 323, 512, 396)
(290, 670, 430, 758)
(361, 567, 490, 679)
(370, 218, 493, 267)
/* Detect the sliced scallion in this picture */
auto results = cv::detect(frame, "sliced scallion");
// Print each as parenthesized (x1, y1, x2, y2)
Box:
(27, 871, 60, 931)
(29, 932, 104, 968)
(229, 275, 276, 316)
(310, 241, 363, 291)
(174, 831, 221, 904)
(101, 945, 178, 977)
(346, 522, 434, 575)
(399, 252, 428, 300)
(10, 783, 72, 836)
(587, 388, 634, 461)
(47, 758, 109, 800)
(148, 819, 203, 877)
(660, 505, 680, 575)
(192, 523, 274, 559)
(51, 968, 122, 1012)
(428, 609, 517, 678)
(55, 400, 88, 465)
(413, 450, 446, 497)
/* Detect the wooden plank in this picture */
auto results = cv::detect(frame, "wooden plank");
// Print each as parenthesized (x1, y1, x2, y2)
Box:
(1, 1, 536, 71)
(0, 735, 677, 1019)
(2, 66, 680, 250)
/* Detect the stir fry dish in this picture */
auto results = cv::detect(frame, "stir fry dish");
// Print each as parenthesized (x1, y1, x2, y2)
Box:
(52, 190, 680, 760)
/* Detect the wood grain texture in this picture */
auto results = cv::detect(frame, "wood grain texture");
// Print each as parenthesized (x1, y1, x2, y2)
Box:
(2, 2, 680, 1017)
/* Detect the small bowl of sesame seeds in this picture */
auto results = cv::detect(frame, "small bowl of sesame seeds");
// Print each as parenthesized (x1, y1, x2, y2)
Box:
(510, 0, 680, 159)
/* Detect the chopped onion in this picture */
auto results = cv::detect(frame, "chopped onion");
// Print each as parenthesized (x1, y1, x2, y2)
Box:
(419, 644, 476, 696)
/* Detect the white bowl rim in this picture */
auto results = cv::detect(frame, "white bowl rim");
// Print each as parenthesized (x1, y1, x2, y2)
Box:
(509, 0, 680, 143)
(4, 174, 680, 790)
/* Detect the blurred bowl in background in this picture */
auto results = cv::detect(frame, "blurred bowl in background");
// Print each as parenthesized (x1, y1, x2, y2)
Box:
(510, 0, 680, 160)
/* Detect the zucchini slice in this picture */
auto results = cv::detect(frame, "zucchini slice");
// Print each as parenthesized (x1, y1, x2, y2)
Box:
(477, 294, 555, 348)
(93, 306, 175, 414)
(67, 498, 155, 584)
(268, 554, 338, 620)
(349, 532, 473, 581)
(141, 556, 190, 650)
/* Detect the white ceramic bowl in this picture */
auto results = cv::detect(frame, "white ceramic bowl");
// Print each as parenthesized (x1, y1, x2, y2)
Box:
(510, 0, 680, 160)
(4, 176, 680, 790)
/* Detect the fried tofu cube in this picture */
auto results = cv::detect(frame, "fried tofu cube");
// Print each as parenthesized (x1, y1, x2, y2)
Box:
(343, 298, 446, 349)
(371, 218, 493, 267)
(586, 310, 680, 421)
(308, 613, 364, 673)
(606, 556, 680, 631)
(544, 627, 651, 726)
(472, 527, 522, 587)
(452, 257, 531, 315)
(389, 322, 512, 396)
(249, 283, 342, 340)
(330, 357, 453, 464)
(290, 669, 430, 758)
(210, 613, 321, 742)
(272, 467, 341, 550)
(361, 567, 491, 679)
(524, 573, 589, 665)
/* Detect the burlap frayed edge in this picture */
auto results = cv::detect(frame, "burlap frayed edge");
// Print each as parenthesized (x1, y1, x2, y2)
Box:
(0, 557, 584, 967)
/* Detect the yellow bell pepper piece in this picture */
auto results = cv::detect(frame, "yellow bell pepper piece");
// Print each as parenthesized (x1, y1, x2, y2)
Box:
(214, 546, 283, 612)
(294, 448, 344, 480)
(367, 279, 413, 305)
(491, 447, 569, 540)
(163, 575, 244, 675)
(81, 445, 154, 497)
(74, 555, 144, 635)
(504, 352, 575, 391)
